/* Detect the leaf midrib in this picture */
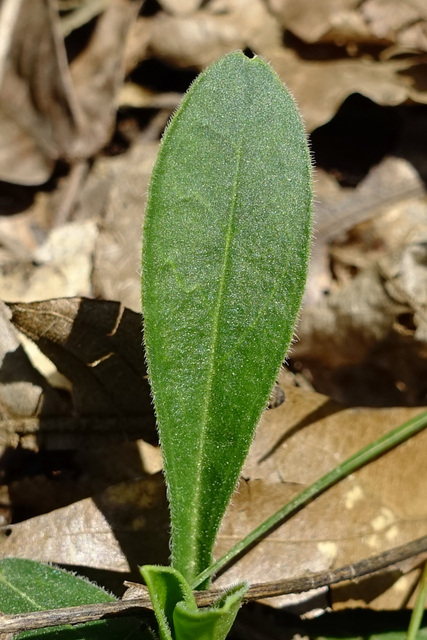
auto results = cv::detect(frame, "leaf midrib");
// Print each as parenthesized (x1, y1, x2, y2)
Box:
(0, 571, 41, 610)
(187, 134, 244, 575)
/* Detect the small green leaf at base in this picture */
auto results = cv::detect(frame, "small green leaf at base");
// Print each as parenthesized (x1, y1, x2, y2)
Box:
(140, 565, 247, 640)
(173, 583, 247, 640)
(0, 558, 151, 639)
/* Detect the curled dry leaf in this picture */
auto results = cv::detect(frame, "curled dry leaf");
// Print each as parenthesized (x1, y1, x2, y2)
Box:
(268, 0, 427, 50)
(268, 47, 427, 131)
(307, 157, 426, 305)
(0, 0, 141, 185)
(148, 0, 281, 69)
(0, 301, 67, 435)
(7, 297, 152, 419)
(2, 297, 156, 447)
(268, 0, 367, 44)
(294, 172, 427, 406)
(361, 0, 427, 51)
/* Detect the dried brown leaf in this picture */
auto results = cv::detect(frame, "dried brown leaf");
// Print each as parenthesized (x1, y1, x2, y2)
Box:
(268, 0, 365, 44)
(268, 47, 427, 131)
(0, 301, 66, 425)
(294, 181, 427, 405)
(213, 378, 427, 610)
(307, 157, 425, 305)
(68, 0, 143, 159)
(2, 375, 425, 612)
(0, 0, 141, 185)
(7, 298, 153, 425)
(0, 221, 98, 303)
(0, 378, 427, 608)
(0, 0, 75, 184)
(148, 0, 281, 69)
(0, 474, 169, 577)
(91, 140, 159, 312)
(268, 0, 427, 50)
(157, 0, 203, 17)
(361, 0, 427, 51)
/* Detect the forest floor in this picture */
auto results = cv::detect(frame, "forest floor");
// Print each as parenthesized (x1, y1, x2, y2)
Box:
(1, 1, 427, 638)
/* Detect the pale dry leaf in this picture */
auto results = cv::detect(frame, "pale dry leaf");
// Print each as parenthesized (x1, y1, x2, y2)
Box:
(295, 187, 427, 405)
(91, 139, 159, 312)
(0, 0, 23, 86)
(268, 47, 427, 131)
(0, 0, 141, 185)
(157, 0, 202, 17)
(0, 474, 169, 577)
(148, 0, 281, 69)
(268, 0, 427, 49)
(117, 84, 182, 110)
(0, 301, 66, 424)
(267, 0, 365, 44)
(214, 378, 427, 610)
(7, 298, 154, 425)
(381, 240, 427, 342)
(67, 0, 143, 160)
(307, 157, 425, 304)
(0, 220, 98, 302)
(361, 0, 427, 51)
(60, 0, 113, 37)
(122, 17, 151, 74)
(0, 0, 74, 184)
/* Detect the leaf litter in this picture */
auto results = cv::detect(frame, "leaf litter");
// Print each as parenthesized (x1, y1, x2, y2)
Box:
(0, 0, 427, 629)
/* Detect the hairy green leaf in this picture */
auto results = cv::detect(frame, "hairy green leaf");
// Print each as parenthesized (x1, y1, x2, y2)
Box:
(140, 565, 194, 640)
(141, 51, 312, 582)
(0, 559, 149, 639)
(140, 565, 247, 640)
(173, 582, 247, 640)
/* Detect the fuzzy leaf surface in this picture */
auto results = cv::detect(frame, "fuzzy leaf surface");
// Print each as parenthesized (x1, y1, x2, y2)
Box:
(141, 51, 312, 582)
(140, 565, 247, 640)
(0, 559, 148, 639)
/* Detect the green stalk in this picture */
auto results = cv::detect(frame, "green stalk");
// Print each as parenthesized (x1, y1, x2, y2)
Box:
(192, 409, 427, 589)
(406, 561, 427, 640)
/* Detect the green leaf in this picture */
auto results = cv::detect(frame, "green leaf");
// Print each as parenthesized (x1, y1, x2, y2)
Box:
(173, 582, 247, 640)
(0, 559, 150, 639)
(141, 50, 312, 583)
(140, 565, 194, 640)
(140, 565, 247, 640)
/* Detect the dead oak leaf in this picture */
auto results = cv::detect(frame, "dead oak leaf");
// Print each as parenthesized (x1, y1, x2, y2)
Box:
(0, 474, 169, 579)
(0, 298, 156, 450)
(0, 0, 141, 185)
(148, 0, 282, 69)
(268, 47, 427, 131)
(214, 378, 427, 611)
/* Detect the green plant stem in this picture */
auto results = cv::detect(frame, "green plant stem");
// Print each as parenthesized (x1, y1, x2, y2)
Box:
(406, 561, 427, 640)
(192, 409, 427, 589)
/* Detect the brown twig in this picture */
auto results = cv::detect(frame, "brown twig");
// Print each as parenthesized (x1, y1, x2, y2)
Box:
(0, 535, 426, 634)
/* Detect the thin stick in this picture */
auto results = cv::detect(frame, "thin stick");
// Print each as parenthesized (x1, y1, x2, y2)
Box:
(0, 535, 426, 634)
